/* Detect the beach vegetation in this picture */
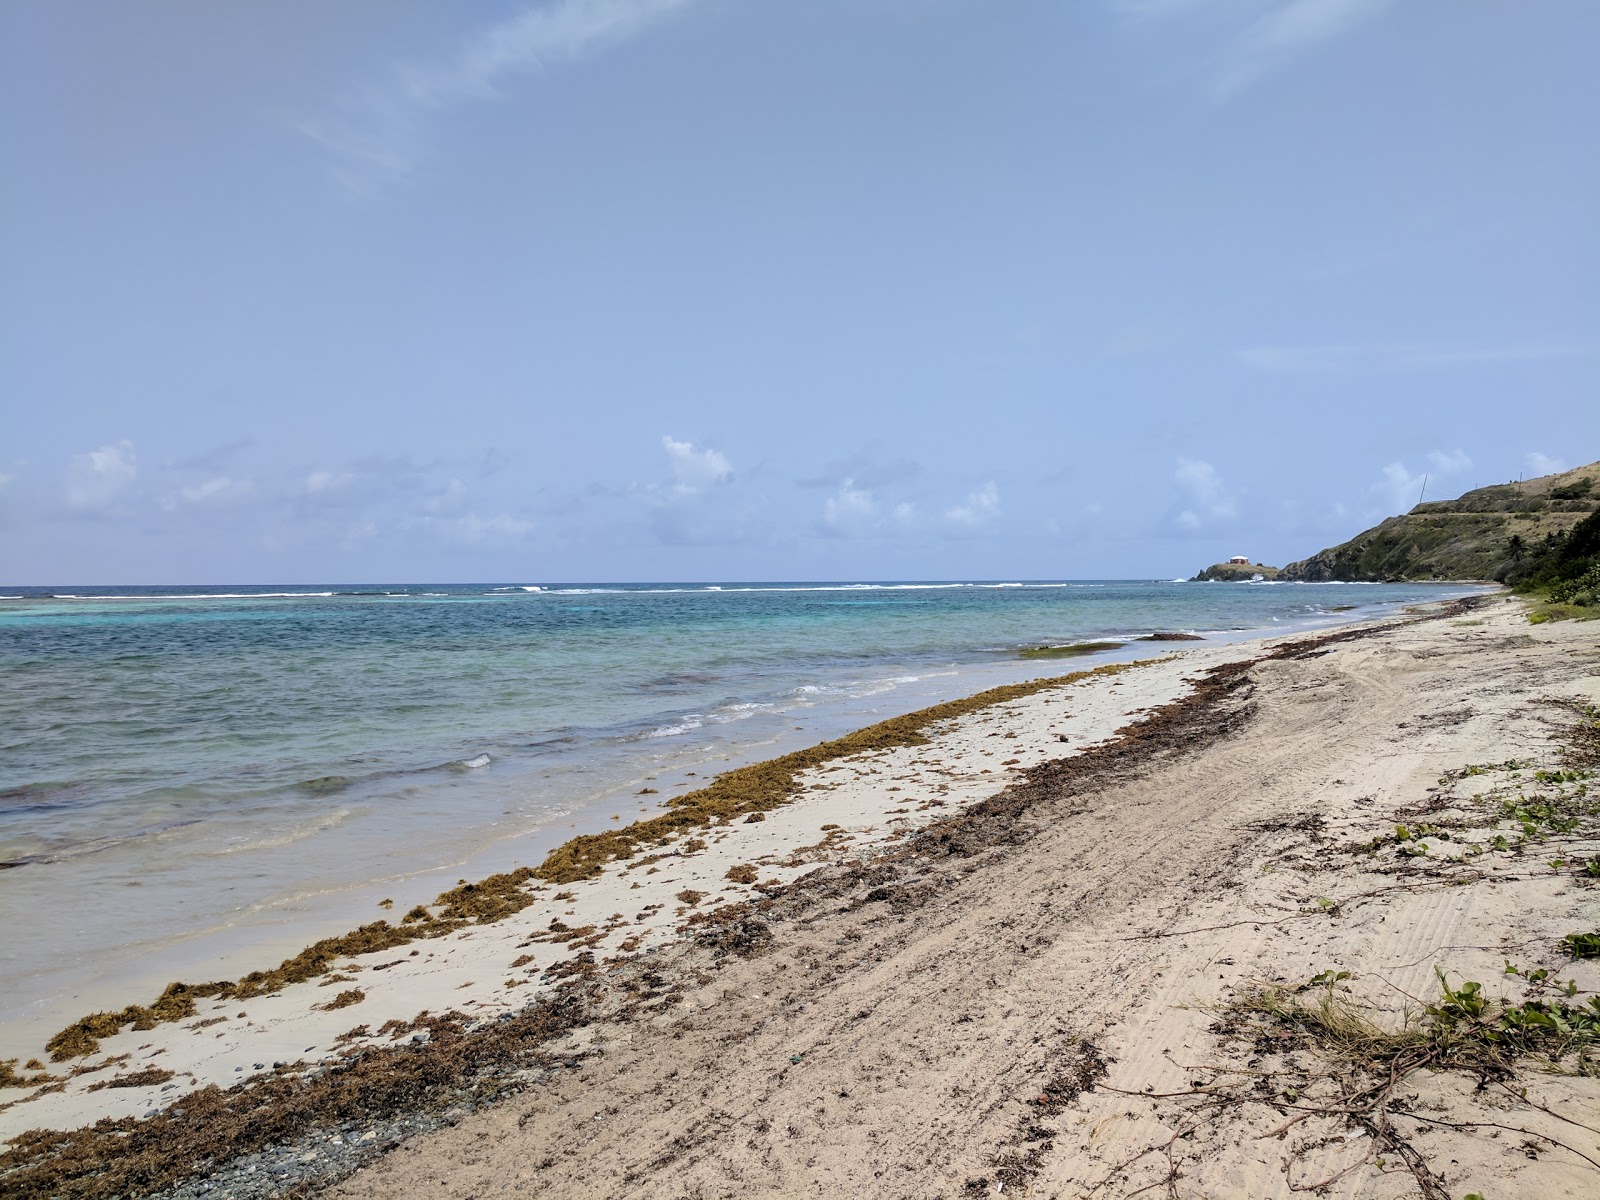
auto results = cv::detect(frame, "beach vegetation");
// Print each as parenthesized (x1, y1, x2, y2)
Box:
(1193, 964, 1600, 1196)
(1241, 966, 1600, 1077)
(1509, 509, 1600, 617)
(1563, 932, 1600, 959)
(1529, 602, 1600, 622)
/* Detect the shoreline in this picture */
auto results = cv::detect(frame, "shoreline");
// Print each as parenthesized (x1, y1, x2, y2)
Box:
(0, 610, 1375, 1129)
(12, 588, 1595, 1199)
(0, 588, 1473, 1055)
(2, 640, 1216, 1135)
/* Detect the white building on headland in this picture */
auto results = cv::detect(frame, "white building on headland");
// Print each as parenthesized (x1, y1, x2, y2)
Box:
(1228, 555, 1251, 565)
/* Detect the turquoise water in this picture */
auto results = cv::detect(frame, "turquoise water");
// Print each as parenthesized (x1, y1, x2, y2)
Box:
(0, 579, 1481, 1026)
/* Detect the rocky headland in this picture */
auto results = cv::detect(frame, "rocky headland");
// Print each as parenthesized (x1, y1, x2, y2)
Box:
(1281, 460, 1599, 582)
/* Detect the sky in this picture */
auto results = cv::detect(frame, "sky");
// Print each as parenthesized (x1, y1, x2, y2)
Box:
(1, 0, 1595, 584)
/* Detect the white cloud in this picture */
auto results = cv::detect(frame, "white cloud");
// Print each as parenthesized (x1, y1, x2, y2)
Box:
(1525, 452, 1568, 478)
(945, 482, 1000, 529)
(425, 512, 537, 544)
(823, 480, 877, 530)
(1116, 0, 1396, 96)
(305, 0, 699, 192)
(819, 479, 917, 538)
(1173, 457, 1236, 531)
(1216, 0, 1393, 95)
(662, 435, 732, 494)
(1364, 451, 1474, 516)
(1237, 342, 1594, 373)
(65, 441, 136, 511)
(409, 0, 695, 107)
(422, 478, 469, 515)
(1372, 461, 1430, 515)
(1426, 449, 1472, 476)
(305, 470, 355, 494)
(179, 476, 252, 506)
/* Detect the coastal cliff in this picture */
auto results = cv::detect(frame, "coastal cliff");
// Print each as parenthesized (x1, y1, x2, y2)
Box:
(1282, 460, 1600, 582)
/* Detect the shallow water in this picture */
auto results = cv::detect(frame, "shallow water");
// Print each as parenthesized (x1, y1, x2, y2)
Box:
(0, 579, 1485, 1026)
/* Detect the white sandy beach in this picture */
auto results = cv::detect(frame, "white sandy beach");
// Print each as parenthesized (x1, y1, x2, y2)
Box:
(5, 593, 1599, 1200)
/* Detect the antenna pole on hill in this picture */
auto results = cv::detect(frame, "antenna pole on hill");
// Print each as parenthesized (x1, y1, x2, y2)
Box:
(1417, 473, 1428, 507)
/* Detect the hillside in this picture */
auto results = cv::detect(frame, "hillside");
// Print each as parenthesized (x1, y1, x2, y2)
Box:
(1282, 461, 1600, 582)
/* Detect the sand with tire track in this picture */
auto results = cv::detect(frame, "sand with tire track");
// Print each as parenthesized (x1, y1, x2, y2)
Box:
(6, 594, 1598, 1200)
(313, 595, 1599, 1199)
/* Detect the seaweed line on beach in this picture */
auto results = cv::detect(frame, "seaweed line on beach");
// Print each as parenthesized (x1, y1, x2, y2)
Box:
(0, 616, 1370, 1199)
(1030, 626, 1599, 1200)
(2, 602, 1487, 1199)
(38, 661, 1149, 1063)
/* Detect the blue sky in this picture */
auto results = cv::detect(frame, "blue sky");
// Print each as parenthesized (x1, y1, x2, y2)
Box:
(2, 0, 1594, 584)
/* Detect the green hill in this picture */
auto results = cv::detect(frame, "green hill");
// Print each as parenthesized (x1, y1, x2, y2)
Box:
(1281, 461, 1600, 582)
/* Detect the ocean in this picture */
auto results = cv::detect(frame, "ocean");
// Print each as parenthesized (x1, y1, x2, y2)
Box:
(0, 579, 1484, 1030)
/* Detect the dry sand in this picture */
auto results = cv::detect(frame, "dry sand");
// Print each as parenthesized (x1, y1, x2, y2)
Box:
(5, 593, 1599, 1199)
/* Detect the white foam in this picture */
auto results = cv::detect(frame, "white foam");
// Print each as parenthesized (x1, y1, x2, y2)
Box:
(707, 702, 777, 724)
(208, 808, 352, 855)
(646, 718, 704, 738)
(536, 582, 1080, 596)
(43, 592, 337, 601)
